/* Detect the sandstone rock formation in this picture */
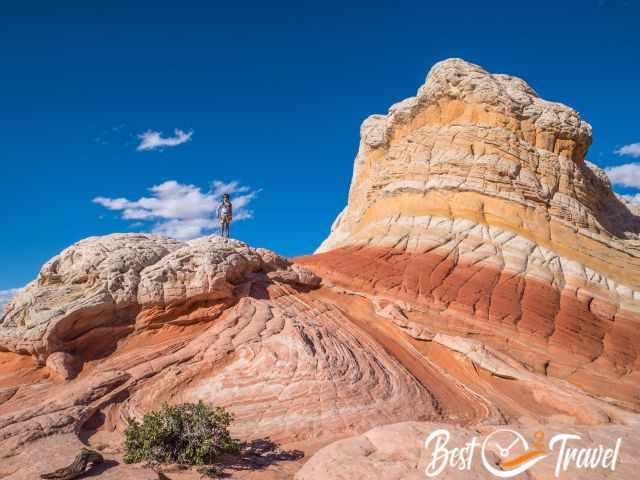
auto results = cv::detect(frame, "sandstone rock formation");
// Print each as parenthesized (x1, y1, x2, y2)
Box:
(45, 351, 81, 381)
(305, 58, 640, 406)
(0, 234, 319, 359)
(0, 234, 440, 479)
(0, 234, 184, 358)
(1, 59, 639, 479)
(318, 59, 640, 261)
(294, 58, 640, 478)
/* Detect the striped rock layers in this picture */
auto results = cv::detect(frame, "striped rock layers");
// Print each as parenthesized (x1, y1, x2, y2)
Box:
(306, 58, 640, 405)
(293, 58, 640, 479)
(1, 59, 639, 479)
(0, 234, 440, 479)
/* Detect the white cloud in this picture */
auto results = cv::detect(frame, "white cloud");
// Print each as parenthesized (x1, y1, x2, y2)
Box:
(619, 193, 640, 206)
(615, 143, 640, 158)
(605, 163, 640, 189)
(93, 180, 258, 240)
(0, 288, 19, 308)
(151, 218, 217, 239)
(136, 128, 193, 152)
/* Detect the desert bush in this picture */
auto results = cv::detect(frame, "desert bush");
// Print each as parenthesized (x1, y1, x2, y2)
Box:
(123, 402, 241, 465)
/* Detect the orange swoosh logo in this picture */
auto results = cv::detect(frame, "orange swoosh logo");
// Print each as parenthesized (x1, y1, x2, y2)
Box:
(500, 450, 546, 469)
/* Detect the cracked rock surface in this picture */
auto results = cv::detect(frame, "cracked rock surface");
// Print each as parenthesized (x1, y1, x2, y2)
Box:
(1, 59, 640, 479)
(305, 58, 640, 406)
(297, 58, 640, 478)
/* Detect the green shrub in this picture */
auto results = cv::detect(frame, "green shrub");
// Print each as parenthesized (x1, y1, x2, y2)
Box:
(123, 402, 241, 465)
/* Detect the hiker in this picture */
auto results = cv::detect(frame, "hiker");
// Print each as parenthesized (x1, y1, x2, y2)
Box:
(217, 194, 233, 238)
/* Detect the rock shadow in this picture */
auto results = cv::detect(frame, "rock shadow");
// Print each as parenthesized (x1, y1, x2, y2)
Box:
(215, 437, 304, 474)
(80, 459, 120, 477)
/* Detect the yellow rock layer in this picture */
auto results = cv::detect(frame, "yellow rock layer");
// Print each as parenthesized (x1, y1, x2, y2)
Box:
(353, 191, 640, 289)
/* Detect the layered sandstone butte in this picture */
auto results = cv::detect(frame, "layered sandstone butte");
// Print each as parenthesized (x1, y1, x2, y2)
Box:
(293, 58, 640, 478)
(304, 58, 640, 405)
(1, 59, 640, 479)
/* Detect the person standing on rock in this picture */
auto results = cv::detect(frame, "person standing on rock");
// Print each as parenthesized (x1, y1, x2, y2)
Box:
(217, 194, 233, 238)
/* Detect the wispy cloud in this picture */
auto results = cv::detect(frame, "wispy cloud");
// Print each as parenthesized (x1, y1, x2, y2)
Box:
(137, 128, 193, 152)
(93, 180, 258, 240)
(605, 163, 640, 189)
(93, 123, 127, 145)
(0, 288, 19, 309)
(615, 143, 640, 158)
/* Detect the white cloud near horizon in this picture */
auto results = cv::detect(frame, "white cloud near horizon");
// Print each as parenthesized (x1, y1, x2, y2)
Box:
(605, 163, 640, 189)
(137, 128, 193, 152)
(619, 193, 640, 206)
(614, 143, 640, 158)
(0, 288, 19, 308)
(93, 180, 258, 240)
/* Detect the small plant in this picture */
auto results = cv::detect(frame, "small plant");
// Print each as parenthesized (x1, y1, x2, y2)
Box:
(124, 402, 241, 465)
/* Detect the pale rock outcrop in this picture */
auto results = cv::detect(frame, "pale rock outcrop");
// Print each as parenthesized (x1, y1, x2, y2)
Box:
(0, 234, 184, 357)
(0, 234, 319, 360)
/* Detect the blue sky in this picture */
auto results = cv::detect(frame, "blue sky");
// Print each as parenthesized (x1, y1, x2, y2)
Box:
(1, 0, 639, 296)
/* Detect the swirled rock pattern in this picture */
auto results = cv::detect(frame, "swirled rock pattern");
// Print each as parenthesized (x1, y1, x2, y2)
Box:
(0, 234, 440, 479)
(293, 58, 640, 478)
(305, 58, 640, 405)
(1, 59, 640, 479)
